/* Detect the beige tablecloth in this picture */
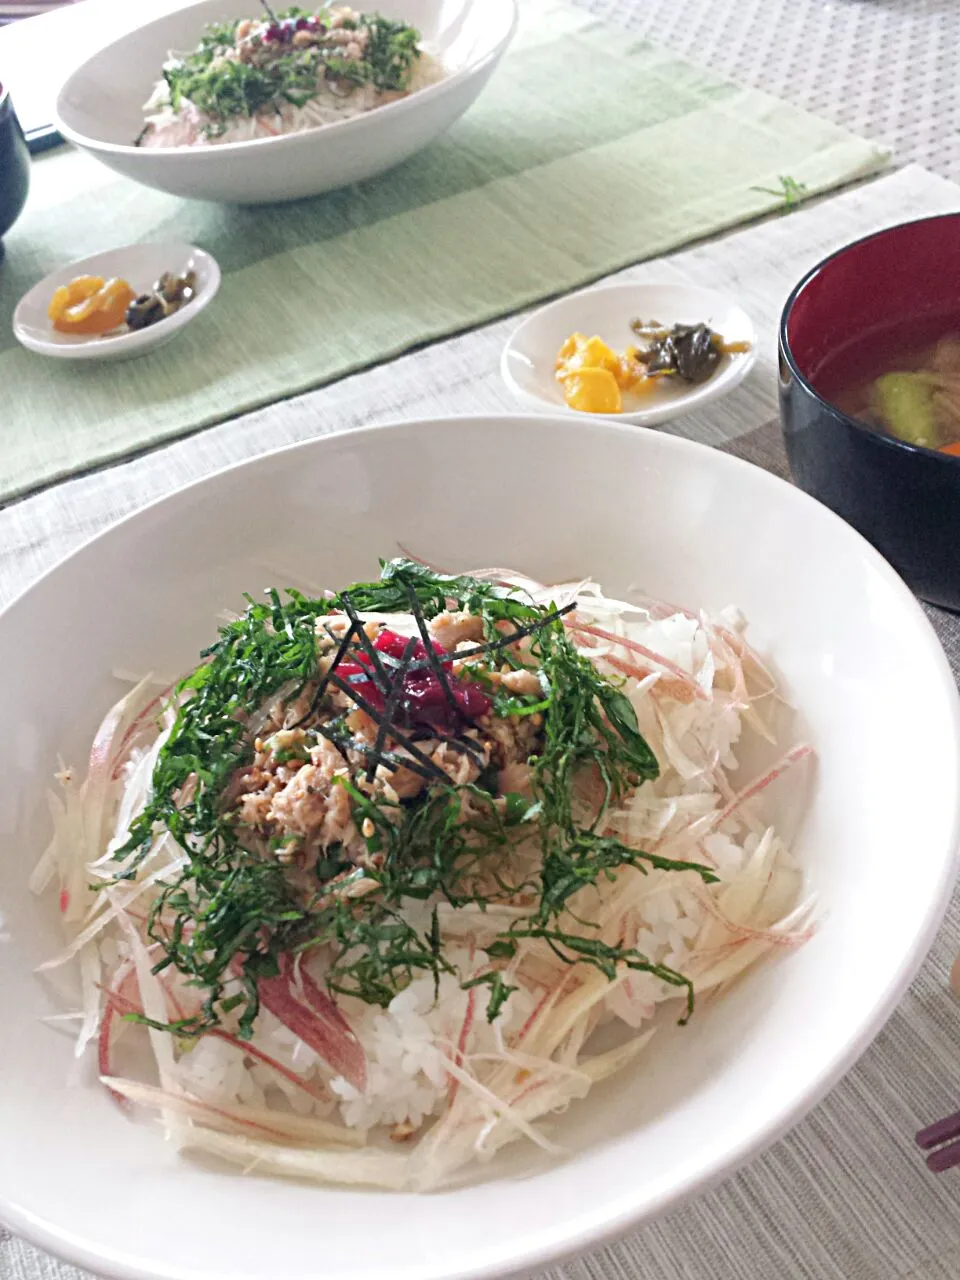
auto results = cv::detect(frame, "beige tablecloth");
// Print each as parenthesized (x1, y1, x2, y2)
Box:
(4, 162, 960, 1280)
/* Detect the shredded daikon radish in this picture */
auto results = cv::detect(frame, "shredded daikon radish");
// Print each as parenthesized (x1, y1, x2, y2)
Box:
(33, 569, 815, 1190)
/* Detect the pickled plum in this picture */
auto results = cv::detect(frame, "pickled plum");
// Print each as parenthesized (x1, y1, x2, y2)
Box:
(336, 629, 491, 735)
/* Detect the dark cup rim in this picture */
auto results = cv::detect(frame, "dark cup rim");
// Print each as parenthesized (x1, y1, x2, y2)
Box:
(778, 211, 960, 468)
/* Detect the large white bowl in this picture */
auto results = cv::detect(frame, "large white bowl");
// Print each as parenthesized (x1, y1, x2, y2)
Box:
(1, 415, 958, 1280)
(54, 0, 517, 204)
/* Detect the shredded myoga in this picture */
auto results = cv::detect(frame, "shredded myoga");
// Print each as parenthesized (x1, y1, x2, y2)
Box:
(34, 558, 815, 1189)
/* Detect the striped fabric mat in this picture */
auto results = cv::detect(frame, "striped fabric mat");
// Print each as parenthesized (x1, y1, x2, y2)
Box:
(0, 0, 887, 501)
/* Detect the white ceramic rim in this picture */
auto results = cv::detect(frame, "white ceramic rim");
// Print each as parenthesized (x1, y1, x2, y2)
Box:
(11, 242, 221, 359)
(1, 415, 957, 1280)
(53, 0, 520, 159)
(500, 283, 758, 425)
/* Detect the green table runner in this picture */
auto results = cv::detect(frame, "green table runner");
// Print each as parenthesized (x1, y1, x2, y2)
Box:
(0, 1, 887, 501)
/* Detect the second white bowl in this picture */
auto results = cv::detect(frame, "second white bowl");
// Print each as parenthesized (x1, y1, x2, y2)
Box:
(54, 0, 518, 204)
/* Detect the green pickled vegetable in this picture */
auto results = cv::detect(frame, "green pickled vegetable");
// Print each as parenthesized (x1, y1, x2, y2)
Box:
(872, 372, 941, 448)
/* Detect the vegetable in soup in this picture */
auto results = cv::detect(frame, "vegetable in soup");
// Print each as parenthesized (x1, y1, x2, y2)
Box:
(815, 318, 960, 457)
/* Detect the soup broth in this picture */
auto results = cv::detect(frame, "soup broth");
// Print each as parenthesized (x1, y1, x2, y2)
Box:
(813, 314, 960, 455)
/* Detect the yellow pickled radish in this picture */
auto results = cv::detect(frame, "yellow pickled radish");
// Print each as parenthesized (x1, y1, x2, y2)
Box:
(555, 331, 651, 412)
(560, 368, 622, 414)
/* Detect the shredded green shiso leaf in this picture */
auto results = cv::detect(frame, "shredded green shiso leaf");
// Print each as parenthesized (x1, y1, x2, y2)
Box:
(163, 8, 422, 129)
(116, 559, 716, 1038)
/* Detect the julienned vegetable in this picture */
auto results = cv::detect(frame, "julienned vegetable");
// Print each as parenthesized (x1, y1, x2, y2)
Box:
(34, 559, 815, 1189)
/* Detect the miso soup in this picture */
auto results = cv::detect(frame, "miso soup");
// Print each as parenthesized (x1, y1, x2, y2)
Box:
(814, 315, 960, 456)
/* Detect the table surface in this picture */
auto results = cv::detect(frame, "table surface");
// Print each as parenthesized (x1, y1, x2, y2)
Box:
(585, 0, 960, 184)
(3, 4, 960, 1280)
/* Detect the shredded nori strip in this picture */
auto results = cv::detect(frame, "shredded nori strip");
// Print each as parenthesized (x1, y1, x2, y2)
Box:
(325, 671, 451, 784)
(367, 634, 418, 782)
(289, 617, 360, 729)
(339, 593, 392, 695)
(313, 718, 440, 784)
(407, 583, 462, 724)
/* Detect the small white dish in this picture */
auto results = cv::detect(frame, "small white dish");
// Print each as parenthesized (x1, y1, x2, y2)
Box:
(501, 282, 757, 425)
(12, 241, 220, 361)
